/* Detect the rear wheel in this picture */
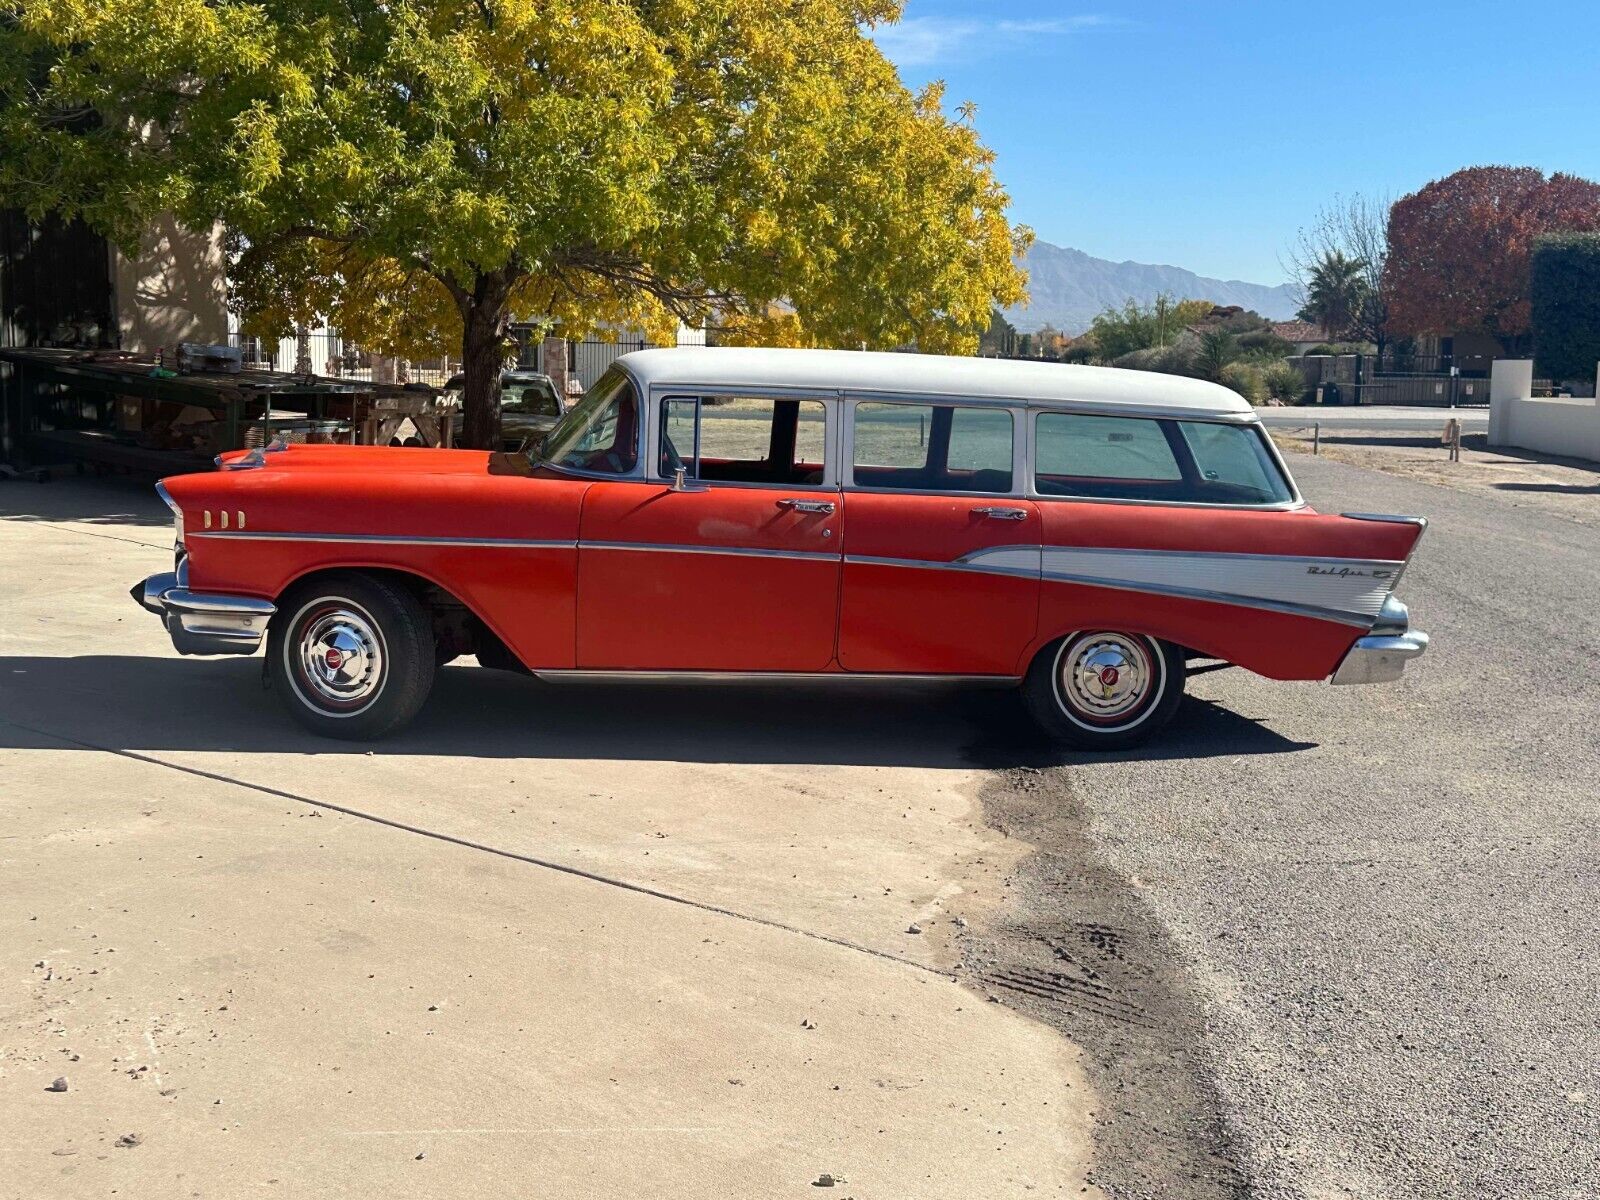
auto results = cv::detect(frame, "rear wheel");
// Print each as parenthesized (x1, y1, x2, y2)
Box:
(268, 573, 436, 740)
(1021, 631, 1185, 750)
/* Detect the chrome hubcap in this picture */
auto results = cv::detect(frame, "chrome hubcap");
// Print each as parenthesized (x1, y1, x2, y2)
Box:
(295, 605, 383, 709)
(1060, 633, 1152, 723)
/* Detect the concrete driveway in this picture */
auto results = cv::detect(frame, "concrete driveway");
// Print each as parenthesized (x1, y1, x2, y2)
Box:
(5, 450, 1596, 1200)
(0, 478, 1094, 1199)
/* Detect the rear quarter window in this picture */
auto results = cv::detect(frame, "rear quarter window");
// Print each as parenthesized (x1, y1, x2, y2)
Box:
(1033, 411, 1293, 505)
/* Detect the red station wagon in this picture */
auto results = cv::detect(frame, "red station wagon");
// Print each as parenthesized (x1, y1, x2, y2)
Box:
(133, 348, 1429, 748)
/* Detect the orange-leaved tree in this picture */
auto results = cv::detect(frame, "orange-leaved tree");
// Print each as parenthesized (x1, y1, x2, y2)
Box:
(1385, 166, 1600, 349)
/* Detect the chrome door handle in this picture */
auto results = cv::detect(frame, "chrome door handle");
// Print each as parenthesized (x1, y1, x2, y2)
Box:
(972, 506, 1028, 521)
(778, 498, 836, 514)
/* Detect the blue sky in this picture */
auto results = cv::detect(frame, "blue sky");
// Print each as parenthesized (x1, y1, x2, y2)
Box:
(872, 1, 1600, 284)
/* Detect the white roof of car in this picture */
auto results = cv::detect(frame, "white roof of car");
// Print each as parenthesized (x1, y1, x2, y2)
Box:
(616, 347, 1254, 418)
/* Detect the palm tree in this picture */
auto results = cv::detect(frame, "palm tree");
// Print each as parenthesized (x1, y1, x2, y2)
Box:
(1297, 251, 1369, 340)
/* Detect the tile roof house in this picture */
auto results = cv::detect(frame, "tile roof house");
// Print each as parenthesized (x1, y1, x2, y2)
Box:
(1271, 321, 1332, 352)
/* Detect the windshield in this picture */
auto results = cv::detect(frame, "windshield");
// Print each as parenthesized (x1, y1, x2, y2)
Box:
(534, 367, 639, 474)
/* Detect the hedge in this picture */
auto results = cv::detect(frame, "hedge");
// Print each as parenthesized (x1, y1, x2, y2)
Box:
(1531, 233, 1600, 382)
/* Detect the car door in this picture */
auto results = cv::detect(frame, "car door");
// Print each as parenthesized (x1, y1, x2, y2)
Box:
(575, 391, 842, 671)
(837, 398, 1041, 676)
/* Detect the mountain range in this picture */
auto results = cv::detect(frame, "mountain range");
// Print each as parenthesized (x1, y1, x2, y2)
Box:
(1005, 240, 1299, 335)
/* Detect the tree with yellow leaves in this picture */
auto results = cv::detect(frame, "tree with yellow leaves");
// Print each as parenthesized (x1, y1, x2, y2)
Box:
(1, 0, 1030, 446)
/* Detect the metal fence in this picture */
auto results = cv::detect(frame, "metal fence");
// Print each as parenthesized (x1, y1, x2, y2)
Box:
(229, 331, 456, 387)
(1291, 353, 1494, 407)
(232, 328, 705, 391)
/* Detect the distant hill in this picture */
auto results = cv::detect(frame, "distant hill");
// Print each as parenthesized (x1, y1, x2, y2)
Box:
(1006, 240, 1298, 334)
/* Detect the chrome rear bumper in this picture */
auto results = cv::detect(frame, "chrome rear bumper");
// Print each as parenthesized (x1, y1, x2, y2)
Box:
(1331, 595, 1429, 685)
(131, 571, 276, 656)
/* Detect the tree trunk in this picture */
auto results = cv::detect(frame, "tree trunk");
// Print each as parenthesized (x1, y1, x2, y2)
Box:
(459, 301, 508, 450)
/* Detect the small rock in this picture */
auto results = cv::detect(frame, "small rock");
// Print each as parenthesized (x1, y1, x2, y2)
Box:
(906, 923, 922, 935)
(812, 1173, 843, 1187)
(415, 1151, 426, 1161)
(116, 1133, 142, 1149)
(953, 916, 968, 928)
(427, 1005, 438, 1012)
(46, 1077, 68, 1093)
(800, 1018, 816, 1030)
(51, 1148, 78, 1157)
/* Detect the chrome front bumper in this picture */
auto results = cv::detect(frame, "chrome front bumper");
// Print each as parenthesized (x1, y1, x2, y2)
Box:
(131, 571, 276, 656)
(1330, 595, 1430, 685)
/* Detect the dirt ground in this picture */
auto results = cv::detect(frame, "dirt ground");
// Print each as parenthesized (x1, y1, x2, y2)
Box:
(1272, 431, 1600, 527)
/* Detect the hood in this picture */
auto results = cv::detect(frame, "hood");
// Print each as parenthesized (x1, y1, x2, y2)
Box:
(214, 443, 494, 476)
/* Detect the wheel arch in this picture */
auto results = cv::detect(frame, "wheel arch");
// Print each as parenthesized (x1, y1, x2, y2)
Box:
(274, 564, 528, 669)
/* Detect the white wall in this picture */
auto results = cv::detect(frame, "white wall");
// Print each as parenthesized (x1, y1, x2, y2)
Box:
(1488, 359, 1600, 463)
(112, 216, 228, 353)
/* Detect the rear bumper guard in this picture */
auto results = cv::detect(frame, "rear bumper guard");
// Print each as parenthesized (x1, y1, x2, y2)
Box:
(131, 571, 275, 656)
(1331, 594, 1429, 685)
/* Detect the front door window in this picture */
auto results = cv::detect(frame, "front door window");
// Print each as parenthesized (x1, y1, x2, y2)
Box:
(659, 394, 829, 486)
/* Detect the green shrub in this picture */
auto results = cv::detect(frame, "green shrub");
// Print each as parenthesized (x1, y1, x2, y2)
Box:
(1531, 233, 1600, 382)
(1113, 339, 1197, 377)
(1219, 361, 1268, 405)
(1264, 362, 1308, 404)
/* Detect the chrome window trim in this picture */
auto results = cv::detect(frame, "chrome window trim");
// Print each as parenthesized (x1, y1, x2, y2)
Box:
(1024, 408, 1306, 510)
(844, 394, 1022, 496)
(832, 384, 1260, 423)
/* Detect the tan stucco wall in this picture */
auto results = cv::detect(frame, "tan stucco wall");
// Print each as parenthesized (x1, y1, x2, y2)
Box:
(111, 216, 228, 353)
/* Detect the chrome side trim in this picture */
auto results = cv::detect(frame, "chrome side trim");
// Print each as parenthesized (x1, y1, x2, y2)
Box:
(189, 530, 578, 550)
(1021, 544, 1404, 571)
(533, 669, 1019, 684)
(1341, 512, 1429, 528)
(584, 540, 838, 563)
(1037, 571, 1378, 629)
(845, 552, 1042, 582)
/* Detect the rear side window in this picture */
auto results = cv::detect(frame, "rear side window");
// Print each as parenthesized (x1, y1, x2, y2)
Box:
(1034, 412, 1293, 504)
(852, 402, 1013, 494)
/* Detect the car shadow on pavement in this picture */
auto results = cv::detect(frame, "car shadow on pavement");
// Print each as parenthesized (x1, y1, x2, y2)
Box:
(0, 474, 172, 526)
(0, 654, 1315, 768)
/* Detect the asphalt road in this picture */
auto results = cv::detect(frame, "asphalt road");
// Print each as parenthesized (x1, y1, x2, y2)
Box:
(968, 451, 1598, 1198)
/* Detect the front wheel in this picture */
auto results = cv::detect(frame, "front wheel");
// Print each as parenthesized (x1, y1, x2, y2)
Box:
(268, 573, 436, 740)
(1021, 631, 1185, 750)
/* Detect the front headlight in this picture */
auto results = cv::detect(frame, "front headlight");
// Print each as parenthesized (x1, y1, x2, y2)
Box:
(156, 481, 184, 545)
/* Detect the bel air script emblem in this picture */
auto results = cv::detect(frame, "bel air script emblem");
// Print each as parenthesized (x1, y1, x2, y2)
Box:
(1307, 564, 1395, 579)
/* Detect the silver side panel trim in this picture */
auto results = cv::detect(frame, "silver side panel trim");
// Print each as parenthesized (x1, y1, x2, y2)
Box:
(190, 531, 577, 550)
(1341, 512, 1429, 528)
(583, 541, 836, 563)
(845, 551, 1041, 581)
(1031, 571, 1376, 628)
(1028, 546, 1400, 624)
